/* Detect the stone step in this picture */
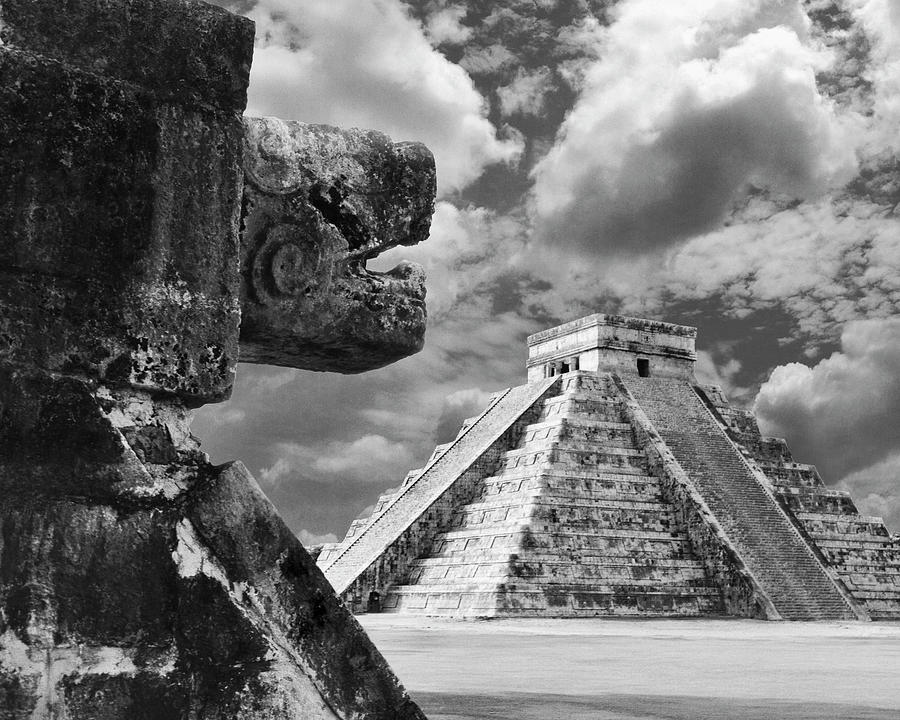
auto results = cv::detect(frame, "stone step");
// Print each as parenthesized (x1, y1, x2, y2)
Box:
(436, 523, 527, 540)
(831, 559, 900, 571)
(516, 531, 700, 556)
(795, 511, 888, 525)
(380, 589, 724, 616)
(480, 474, 665, 501)
(524, 417, 633, 433)
(520, 418, 637, 449)
(452, 496, 673, 518)
(622, 375, 855, 621)
(867, 607, 900, 620)
(776, 489, 859, 515)
(839, 576, 900, 592)
(516, 434, 642, 454)
(450, 505, 532, 527)
(408, 555, 707, 570)
(320, 377, 559, 593)
(429, 532, 698, 560)
(759, 464, 826, 489)
(501, 445, 648, 473)
(450, 498, 674, 531)
(538, 396, 625, 423)
(555, 372, 618, 395)
(433, 523, 697, 544)
(487, 464, 658, 484)
(809, 531, 894, 544)
(390, 579, 722, 595)
(406, 562, 713, 585)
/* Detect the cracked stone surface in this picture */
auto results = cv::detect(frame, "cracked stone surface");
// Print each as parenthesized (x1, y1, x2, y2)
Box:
(0, 1, 434, 717)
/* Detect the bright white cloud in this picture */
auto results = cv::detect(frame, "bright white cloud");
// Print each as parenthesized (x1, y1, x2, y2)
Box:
(259, 434, 417, 487)
(530, 0, 861, 253)
(459, 43, 519, 75)
(754, 317, 900, 480)
(297, 529, 339, 547)
(372, 201, 530, 317)
(498, 67, 554, 117)
(243, 0, 522, 193)
(425, 4, 473, 45)
(849, 0, 900, 146)
(838, 452, 900, 535)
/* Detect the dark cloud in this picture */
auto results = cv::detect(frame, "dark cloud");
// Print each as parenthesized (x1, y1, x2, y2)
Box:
(755, 318, 900, 480)
(548, 81, 841, 253)
(529, 4, 859, 255)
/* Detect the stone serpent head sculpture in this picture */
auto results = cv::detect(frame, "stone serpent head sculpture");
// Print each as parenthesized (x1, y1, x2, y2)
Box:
(0, 0, 433, 717)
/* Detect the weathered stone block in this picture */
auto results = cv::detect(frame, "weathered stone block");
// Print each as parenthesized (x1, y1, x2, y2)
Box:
(0, 502, 179, 647)
(0, 0, 254, 110)
(60, 673, 189, 720)
(187, 463, 425, 719)
(0, 44, 245, 403)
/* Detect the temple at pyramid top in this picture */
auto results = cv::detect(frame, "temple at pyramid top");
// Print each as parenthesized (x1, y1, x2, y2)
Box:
(317, 314, 900, 621)
(526, 314, 697, 382)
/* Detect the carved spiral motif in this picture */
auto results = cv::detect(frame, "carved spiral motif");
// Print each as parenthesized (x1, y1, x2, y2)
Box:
(249, 223, 329, 305)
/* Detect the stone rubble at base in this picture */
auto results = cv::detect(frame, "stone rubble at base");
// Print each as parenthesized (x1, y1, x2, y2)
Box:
(319, 314, 900, 621)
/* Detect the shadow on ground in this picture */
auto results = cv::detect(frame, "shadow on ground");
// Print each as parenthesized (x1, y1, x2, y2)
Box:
(414, 692, 897, 720)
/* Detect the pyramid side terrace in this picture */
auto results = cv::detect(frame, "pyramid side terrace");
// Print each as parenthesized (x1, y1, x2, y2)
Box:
(318, 314, 900, 620)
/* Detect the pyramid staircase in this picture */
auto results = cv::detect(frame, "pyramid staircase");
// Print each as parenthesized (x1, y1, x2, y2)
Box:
(704, 388, 900, 620)
(621, 377, 857, 620)
(334, 372, 724, 617)
(318, 377, 560, 597)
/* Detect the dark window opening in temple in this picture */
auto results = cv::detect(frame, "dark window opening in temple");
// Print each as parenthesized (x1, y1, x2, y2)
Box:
(560, 361, 570, 373)
(637, 358, 650, 377)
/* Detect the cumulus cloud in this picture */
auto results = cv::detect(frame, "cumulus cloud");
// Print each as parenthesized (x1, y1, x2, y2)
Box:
(459, 43, 519, 75)
(754, 317, 900, 481)
(498, 67, 554, 117)
(695, 349, 751, 404)
(297, 529, 339, 547)
(516, 194, 900, 349)
(260, 435, 417, 486)
(838, 453, 900, 535)
(433, 387, 495, 443)
(849, 0, 900, 144)
(372, 201, 531, 317)
(530, 0, 860, 254)
(239, 0, 522, 193)
(425, 4, 473, 45)
(641, 199, 900, 343)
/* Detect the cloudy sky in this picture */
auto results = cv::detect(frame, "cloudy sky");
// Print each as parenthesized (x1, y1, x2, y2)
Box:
(198, 0, 900, 545)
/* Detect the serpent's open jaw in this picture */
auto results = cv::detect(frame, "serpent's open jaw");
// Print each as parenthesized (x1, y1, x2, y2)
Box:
(237, 118, 436, 373)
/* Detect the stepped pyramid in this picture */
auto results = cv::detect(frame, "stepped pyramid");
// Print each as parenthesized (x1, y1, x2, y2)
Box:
(318, 315, 900, 620)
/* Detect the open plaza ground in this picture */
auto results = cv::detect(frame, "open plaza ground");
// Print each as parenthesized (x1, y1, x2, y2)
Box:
(360, 616, 900, 720)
